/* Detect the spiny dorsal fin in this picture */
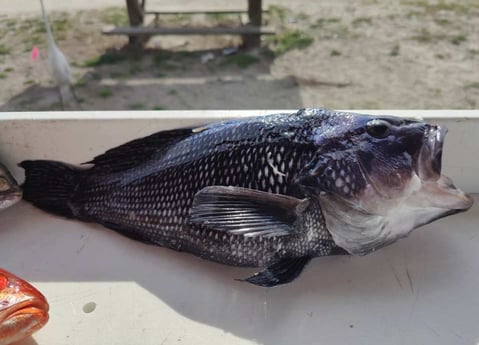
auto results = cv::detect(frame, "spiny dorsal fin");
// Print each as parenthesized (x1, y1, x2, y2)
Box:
(85, 127, 196, 174)
(190, 186, 307, 238)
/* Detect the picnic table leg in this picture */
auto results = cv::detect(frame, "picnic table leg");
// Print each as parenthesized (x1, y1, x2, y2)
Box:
(126, 0, 145, 48)
(243, 0, 262, 48)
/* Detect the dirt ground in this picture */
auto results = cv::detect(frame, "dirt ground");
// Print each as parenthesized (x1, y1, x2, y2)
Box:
(0, 0, 478, 111)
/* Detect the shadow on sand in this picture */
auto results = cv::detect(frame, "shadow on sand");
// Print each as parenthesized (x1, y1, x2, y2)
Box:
(1, 47, 302, 112)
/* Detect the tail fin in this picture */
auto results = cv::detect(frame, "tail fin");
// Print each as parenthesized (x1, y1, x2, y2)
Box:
(20, 160, 85, 219)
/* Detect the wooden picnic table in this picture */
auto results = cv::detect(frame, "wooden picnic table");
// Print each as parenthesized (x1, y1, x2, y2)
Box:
(103, 0, 274, 48)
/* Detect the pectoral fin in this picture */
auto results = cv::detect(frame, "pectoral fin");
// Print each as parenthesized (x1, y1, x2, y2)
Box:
(190, 186, 307, 238)
(240, 257, 311, 287)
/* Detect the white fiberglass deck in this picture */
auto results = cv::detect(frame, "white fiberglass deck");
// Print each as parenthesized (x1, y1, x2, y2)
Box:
(1, 110, 479, 345)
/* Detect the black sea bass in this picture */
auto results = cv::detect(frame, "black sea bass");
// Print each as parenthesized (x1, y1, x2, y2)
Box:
(20, 109, 473, 287)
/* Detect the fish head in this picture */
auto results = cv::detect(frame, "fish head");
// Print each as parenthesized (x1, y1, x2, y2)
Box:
(299, 112, 473, 255)
(0, 269, 49, 344)
(0, 163, 22, 210)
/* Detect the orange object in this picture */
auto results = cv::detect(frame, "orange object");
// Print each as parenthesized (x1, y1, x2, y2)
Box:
(31, 46, 39, 61)
(0, 269, 49, 345)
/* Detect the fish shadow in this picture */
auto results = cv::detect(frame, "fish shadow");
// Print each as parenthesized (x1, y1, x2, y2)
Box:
(0, 200, 477, 345)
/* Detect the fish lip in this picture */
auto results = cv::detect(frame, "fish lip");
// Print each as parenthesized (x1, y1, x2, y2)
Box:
(0, 189, 22, 208)
(1, 298, 49, 323)
(430, 174, 474, 211)
(417, 125, 447, 181)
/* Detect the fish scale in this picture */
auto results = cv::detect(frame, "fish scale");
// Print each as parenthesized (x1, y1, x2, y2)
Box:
(80, 139, 333, 267)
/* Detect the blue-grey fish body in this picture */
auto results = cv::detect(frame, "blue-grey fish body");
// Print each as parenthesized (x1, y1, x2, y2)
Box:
(20, 109, 472, 287)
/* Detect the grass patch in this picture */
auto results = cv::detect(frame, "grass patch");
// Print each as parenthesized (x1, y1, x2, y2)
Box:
(101, 7, 129, 26)
(352, 17, 373, 26)
(330, 49, 341, 56)
(98, 87, 112, 98)
(465, 82, 479, 89)
(91, 72, 102, 80)
(24, 79, 36, 85)
(4, 67, 13, 72)
(153, 53, 178, 70)
(434, 18, 451, 26)
(18, 18, 43, 34)
(0, 45, 10, 55)
(30, 35, 44, 45)
(390, 44, 400, 56)
(467, 49, 479, 58)
(412, 29, 467, 45)
(402, 0, 478, 14)
(450, 34, 467, 45)
(225, 53, 260, 68)
(168, 89, 177, 95)
(0, 73, 7, 79)
(109, 71, 126, 78)
(310, 20, 352, 39)
(268, 5, 288, 22)
(75, 78, 87, 88)
(52, 16, 73, 32)
(205, 13, 238, 25)
(175, 51, 196, 59)
(405, 10, 422, 18)
(154, 53, 173, 65)
(33, 25, 46, 34)
(128, 103, 145, 110)
(411, 28, 436, 43)
(310, 17, 341, 29)
(273, 30, 313, 55)
(260, 48, 275, 59)
(128, 63, 143, 74)
(154, 51, 191, 64)
(83, 53, 129, 67)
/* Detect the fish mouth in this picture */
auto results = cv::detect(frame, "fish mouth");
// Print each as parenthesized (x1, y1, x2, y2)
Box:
(0, 298, 49, 344)
(417, 125, 447, 181)
(2, 299, 49, 321)
(415, 125, 473, 212)
(0, 189, 22, 210)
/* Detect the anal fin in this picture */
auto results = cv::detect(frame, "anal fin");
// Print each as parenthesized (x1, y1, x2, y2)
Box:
(240, 256, 311, 287)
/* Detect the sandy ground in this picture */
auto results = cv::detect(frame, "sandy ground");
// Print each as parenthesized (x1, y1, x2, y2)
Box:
(0, 0, 478, 111)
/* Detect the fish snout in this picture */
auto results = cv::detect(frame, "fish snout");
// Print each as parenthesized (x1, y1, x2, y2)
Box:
(0, 187, 22, 210)
(0, 270, 49, 344)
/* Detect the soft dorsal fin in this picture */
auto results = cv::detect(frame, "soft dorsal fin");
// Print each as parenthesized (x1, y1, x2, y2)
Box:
(85, 127, 195, 174)
(190, 186, 307, 238)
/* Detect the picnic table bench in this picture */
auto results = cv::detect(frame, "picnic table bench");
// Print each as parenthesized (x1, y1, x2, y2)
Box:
(103, 0, 275, 48)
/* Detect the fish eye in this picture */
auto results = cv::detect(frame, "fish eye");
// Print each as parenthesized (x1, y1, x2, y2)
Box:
(366, 119, 391, 139)
(0, 177, 9, 192)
